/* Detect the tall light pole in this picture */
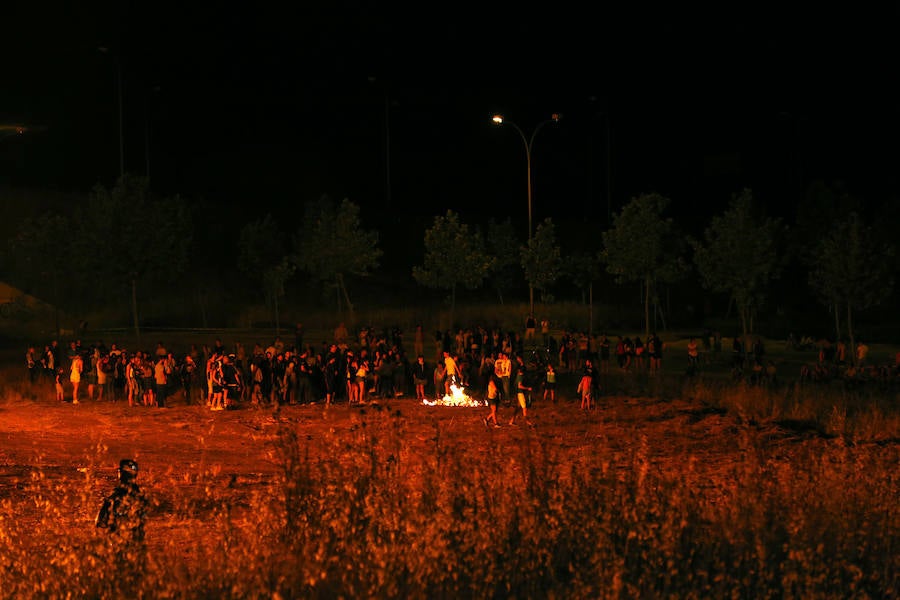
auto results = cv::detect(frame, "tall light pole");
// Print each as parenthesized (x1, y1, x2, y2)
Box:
(587, 96, 613, 227)
(98, 46, 124, 179)
(144, 85, 161, 181)
(598, 112, 612, 228)
(491, 112, 560, 314)
(368, 76, 392, 210)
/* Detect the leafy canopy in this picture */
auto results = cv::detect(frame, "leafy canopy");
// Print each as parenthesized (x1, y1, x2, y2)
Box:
(238, 214, 286, 280)
(691, 188, 782, 331)
(601, 193, 686, 286)
(5, 212, 72, 302)
(294, 196, 381, 282)
(809, 212, 894, 313)
(520, 218, 562, 293)
(485, 218, 521, 299)
(412, 210, 493, 292)
(76, 175, 192, 292)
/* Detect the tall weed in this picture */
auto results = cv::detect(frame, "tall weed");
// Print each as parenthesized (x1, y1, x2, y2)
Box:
(1, 406, 897, 599)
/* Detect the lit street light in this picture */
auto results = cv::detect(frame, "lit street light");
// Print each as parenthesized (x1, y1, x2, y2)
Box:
(491, 112, 560, 313)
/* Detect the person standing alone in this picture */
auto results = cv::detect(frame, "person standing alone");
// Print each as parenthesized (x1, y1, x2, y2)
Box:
(525, 313, 537, 344)
(443, 351, 460, 395)
(96, 457, 148, 568)
(412, 355, 428, 402)
(509, 366, 533, 426)
(70, 352, 83, 404)
(494, 352, 511, 406)
(483, 374, 502, 428)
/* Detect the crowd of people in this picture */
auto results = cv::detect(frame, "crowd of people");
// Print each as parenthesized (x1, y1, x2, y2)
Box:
(17, 309, 682, 425)
(24, 320, 898, 416)
(22, 320, 581, 414)
(798, 336, 900, 386)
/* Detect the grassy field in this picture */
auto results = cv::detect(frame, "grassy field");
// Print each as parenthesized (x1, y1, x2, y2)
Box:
(0, 323, 898, 598)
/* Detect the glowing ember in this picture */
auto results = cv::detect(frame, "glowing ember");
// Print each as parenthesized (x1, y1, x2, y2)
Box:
(423, 383, 485, 407)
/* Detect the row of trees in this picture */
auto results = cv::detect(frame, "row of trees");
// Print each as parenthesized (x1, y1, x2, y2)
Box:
(411, 190, 894, 366)
(5, 176, 192, 336)
(5, 176, 385, 335)
(4, 176, 895, 365)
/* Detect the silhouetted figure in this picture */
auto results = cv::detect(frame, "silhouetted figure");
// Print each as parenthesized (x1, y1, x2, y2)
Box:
(96, 459, 147, 544)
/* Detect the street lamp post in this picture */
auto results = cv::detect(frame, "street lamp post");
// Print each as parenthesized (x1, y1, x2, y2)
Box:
(98, 46, 124, 179)
(491, 112, 560, 313)
(368, 76, 393, 211)
(597, 111, 612, 228)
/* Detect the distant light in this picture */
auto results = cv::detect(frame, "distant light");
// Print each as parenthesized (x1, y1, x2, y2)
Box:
(492, 114, 504, 125)
(0, 124, 29, 138)
(551, 113, 561, 122)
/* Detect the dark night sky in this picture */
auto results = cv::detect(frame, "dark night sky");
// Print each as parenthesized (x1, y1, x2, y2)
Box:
(2, 3, 899, 239)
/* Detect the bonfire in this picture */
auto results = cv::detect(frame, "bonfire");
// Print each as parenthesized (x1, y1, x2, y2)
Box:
(423, 383, 485, 407)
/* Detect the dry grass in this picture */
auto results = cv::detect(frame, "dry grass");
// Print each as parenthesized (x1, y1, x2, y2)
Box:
(0, 364, 898, 598)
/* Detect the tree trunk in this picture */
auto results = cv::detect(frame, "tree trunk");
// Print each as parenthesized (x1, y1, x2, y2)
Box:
(832, 295, 842, 341)
(846, 302, 856, 367)
(273, 292, 281, 337)
(52, 269, 60, 340)
(739, 302, 750, 367)
(131, 277, 140, 339)
(450, 283, 456, 331)
(643, 276, 651, 341)
(589, 281, 593, 336)
(197, 288, 208, 329)
(337, 273, 354, 320)
(654, 295, 668, 332)
(336, 280, 342, 315)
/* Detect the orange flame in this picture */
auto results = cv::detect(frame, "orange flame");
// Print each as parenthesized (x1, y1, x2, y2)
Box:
(422, 383, 484, 407)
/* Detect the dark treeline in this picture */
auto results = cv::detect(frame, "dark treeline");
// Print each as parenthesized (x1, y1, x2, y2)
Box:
(2, 175, 898, 347)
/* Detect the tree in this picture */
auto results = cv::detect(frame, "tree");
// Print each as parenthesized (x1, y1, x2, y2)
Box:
(808, 212, 894, 365)
(4, 212, 73, 334)
(520, 218, 562, 307)
(793, 182, 861, 339)
(294, 196, 381, 318)
(412, 210, 494, 326)
(691, 189, 782, 353)
(238, 214, 294, 334)
(75, 175, 192, 337)
(601, 193, 686, 340)
(562, 251, 605, 334)
(485, 217, 521, 304)
(262, 257, 296, 337)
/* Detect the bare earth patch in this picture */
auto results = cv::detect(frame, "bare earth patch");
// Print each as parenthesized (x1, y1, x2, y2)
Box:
(1, 378, 874, 526)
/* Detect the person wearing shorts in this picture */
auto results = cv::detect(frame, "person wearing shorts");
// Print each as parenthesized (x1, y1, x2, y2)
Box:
(355, 360, 369, 404)
(412, 355, 428, 401)
(579, 358, 597, 410)
(509, 367, 533, 426)
(69, 353, 83, 404)
(483, 374, 501, 427)
(543, 363, 557, 404)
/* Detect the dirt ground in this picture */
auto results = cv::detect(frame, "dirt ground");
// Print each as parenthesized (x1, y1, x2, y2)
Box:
(4, 324, 897, 544)
(0, 361, 824, 529)
(2, 330, 898, 600)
